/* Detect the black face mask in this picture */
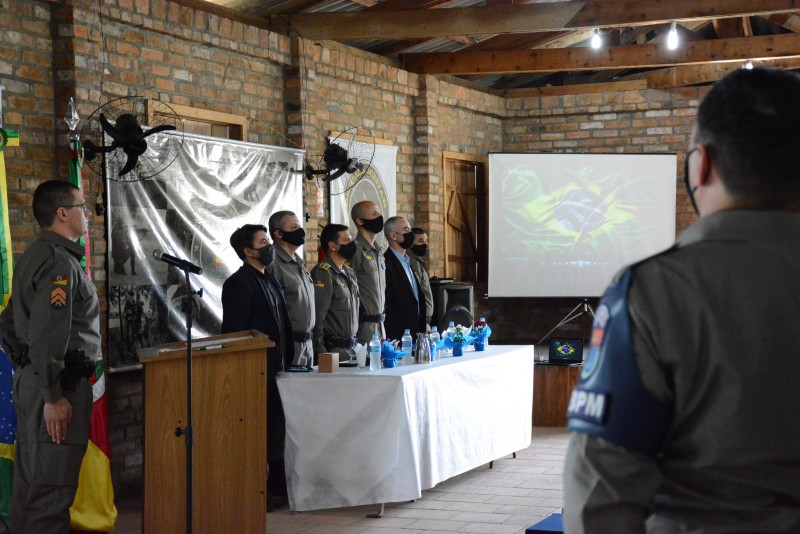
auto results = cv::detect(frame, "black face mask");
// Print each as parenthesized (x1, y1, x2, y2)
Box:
(398, 231, 415, 250)
(253, 244, 275, 267)
(684, 148, 699, 215)
(337, 241, 357, 260)
(361, 215, 384, 234)
(411, 244, 428, 257)
(280, 227, 306, 246)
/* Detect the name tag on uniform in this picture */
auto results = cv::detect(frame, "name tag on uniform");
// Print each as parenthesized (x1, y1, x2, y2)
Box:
(567, 388, 609, 425)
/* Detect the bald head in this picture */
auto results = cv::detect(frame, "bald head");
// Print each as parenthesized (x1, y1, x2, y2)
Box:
(351, 200, 383, 242)
(351, 201, 379, 222)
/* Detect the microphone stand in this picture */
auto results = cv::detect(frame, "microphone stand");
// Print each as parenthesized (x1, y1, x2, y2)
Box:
(537, 299, 595, 346)
(172, 268, 203, 534)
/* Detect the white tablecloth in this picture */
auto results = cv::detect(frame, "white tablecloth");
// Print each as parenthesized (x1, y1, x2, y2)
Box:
(277, 344, 534, 511)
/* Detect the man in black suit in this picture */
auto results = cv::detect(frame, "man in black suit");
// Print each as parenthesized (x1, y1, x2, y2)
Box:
(221, 223, 294, 508)
(383, 216, 426, 342)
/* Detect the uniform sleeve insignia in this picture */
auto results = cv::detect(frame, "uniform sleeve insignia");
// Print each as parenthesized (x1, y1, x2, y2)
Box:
(314, 281, 326, 288)
(51, 275, 69, 286)
(50, 287, 67, 308)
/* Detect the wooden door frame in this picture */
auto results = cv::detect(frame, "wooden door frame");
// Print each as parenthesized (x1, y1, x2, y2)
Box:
(442, 151, 488, 281)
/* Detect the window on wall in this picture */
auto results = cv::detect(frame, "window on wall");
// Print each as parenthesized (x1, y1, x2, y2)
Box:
(442, 151, 488, 283)
(156, 103, 247, 140)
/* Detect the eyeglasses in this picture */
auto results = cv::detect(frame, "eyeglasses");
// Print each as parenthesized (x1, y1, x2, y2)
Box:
(62, 203, 90, 213)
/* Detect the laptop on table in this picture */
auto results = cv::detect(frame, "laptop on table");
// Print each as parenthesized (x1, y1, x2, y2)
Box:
(540, 338, 584, 366)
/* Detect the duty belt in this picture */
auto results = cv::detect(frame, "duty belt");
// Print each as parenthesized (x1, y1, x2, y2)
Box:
(361, 313, 385, 323)
(292, 331, 313, 343)
(324, 336, 356, 349)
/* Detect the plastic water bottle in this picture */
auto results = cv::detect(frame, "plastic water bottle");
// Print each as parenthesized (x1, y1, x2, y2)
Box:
(401, 329, 413, 364)
(369, 333, 381, 371)
(429, 326, 440, 361)
(474, 316, 489, 351)
(443, 321, 456, 355)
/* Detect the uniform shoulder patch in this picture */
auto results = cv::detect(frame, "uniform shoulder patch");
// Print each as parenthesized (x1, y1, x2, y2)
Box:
(50, 287, 67, 309)
(51, 275, 69, 286)
(314, 281, 325, 288)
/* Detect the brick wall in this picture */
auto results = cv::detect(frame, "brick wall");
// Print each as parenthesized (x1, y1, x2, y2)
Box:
(293, 38, 418, 255)
(0, 0, 59, 250)
(3, 0, 713, 501)
(480, 87, 705, 343)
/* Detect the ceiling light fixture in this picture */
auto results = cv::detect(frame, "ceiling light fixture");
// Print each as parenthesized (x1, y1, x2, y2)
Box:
(667, 21, 679, 50)
(743, 60, 754, 69)
(591, 28, 602, 50)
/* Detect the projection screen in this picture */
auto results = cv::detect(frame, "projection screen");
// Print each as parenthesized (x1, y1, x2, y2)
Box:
(488, 152, 677, 298)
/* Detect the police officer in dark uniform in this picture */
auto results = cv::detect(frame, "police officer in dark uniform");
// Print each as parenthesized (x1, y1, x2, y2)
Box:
(0, 180, 99, 533)
(349, 201, 386, 344)
(311, 224, 359, 362)
(267, 210, 315, 367)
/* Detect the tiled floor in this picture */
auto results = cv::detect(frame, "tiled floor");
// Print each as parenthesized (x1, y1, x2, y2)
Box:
(114, 426, 569, 534)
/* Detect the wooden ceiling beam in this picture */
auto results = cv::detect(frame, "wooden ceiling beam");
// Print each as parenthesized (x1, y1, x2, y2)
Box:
(620, 57, 800, 89)
(401, 32, 800, 75)
(496, 79, 648, 98)
(264, 0, 800, 41)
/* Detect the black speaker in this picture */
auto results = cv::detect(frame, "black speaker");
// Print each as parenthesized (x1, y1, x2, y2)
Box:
(431, 282, 474, 332)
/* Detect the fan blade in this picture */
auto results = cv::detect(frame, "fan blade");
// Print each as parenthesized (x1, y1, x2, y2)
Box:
(118, 154, 138, 176)
(141, 124, 176, 138)
(99, 113, 123, 142)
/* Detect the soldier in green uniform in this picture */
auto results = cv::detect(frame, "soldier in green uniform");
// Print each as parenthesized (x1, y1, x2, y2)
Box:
(349, 200, 386, 344)
(408, 227, 433, 330)
(311, 224, 359, 362)
(267, 210, 315, 367)
(0, 180, 99, 533)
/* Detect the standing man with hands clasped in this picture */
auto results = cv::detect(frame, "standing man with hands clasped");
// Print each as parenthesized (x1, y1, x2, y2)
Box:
(0, 180, 99, 533)
(383, 216, 426, 341)
(564, 68, 800, 533)
(221, 224, 294, 508)
(311, 224, 360, 363)
(349, 201, 386, 344)
(267, 210, 315, 368)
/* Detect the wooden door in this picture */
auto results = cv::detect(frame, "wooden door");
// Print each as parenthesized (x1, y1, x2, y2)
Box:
(443, 152, 487, 282)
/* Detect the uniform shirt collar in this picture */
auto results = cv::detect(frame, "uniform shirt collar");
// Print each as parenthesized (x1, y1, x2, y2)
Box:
(40, 230, 86, 259)
(275, 245, 301, 264)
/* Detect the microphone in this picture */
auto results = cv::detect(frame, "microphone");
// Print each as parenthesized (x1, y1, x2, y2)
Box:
(153, 250, 203, 275)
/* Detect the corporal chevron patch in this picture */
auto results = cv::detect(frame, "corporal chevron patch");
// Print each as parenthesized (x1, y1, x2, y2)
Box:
(50, 287, 67, 308)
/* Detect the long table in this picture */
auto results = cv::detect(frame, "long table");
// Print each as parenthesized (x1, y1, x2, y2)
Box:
(277, 344, 534, 511)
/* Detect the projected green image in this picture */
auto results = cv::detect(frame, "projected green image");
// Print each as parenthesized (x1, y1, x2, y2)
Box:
(501, 164, 654, 259)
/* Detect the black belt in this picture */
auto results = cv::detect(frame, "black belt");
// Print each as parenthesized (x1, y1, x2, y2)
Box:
(324, 336, 356, 349)
(361, 313, 385, 323)
(292, 331, 313, 342)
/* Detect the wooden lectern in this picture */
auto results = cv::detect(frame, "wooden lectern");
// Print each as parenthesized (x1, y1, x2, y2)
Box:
(139, 330, 274, 534)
